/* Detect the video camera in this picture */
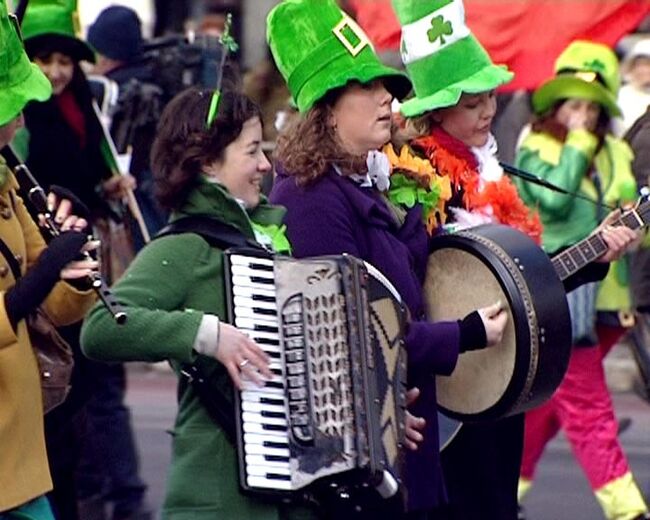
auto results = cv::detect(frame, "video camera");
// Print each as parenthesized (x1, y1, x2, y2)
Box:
(141, 33, 225, 103)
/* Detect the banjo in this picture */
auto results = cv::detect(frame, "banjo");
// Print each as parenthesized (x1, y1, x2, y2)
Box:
(428, 197, 650, 449)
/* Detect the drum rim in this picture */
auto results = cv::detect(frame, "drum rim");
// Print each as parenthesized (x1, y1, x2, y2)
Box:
(431, 231, 538, 421)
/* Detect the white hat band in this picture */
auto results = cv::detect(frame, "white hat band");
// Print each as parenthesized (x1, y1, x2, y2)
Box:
(400, 0, 470, 65)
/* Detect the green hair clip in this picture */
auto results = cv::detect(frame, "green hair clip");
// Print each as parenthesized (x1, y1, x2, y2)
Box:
(206, 13, 239, 128)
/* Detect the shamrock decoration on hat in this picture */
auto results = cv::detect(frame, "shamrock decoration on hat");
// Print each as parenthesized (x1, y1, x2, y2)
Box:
(532, 40, 621, 117)
(392, 0, 513, 117)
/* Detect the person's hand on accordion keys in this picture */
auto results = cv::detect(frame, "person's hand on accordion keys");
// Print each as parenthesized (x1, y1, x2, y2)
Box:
(216, 323, 274, 389)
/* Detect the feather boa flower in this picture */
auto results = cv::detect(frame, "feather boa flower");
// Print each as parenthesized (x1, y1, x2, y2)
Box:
(383, 143, 452, 233)
(412, 134, 543, 243)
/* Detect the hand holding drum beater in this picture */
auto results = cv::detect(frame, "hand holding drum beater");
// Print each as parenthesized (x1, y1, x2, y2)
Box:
(2, 146, 127, 324)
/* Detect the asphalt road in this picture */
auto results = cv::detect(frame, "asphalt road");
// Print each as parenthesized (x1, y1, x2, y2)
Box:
(125, 367, 650, 519)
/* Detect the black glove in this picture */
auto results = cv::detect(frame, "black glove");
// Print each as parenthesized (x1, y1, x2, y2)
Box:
(4, 231, 88, 329)
(458, 310, 488, 352)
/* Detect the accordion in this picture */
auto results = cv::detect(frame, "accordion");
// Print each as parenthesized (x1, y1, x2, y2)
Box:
(225, 249, 408, 500)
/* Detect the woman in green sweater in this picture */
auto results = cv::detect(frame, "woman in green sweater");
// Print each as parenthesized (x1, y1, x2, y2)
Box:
(80, 87, 317, 519)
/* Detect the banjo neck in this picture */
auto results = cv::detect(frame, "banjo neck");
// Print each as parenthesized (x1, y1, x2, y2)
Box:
(551, 198, 650, 281)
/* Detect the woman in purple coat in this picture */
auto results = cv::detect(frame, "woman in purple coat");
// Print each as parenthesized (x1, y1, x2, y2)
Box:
(266, 1, 507, 517)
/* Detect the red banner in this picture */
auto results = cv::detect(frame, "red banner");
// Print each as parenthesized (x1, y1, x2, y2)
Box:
(349, 0, 650, 91)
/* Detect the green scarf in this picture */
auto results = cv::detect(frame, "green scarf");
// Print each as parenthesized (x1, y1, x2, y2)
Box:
(251, 222, 292, 254)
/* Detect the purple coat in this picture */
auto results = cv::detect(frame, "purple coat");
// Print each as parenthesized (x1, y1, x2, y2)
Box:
(270, 167, 461, 511)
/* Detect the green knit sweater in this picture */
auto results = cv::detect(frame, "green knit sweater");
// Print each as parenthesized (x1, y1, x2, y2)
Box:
(81, 177, 315, 519)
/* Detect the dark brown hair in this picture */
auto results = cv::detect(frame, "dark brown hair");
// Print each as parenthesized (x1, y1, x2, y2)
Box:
(531, 100, 610, 149)
(274, 87, 367, 185)
(150, 87, 261, 210)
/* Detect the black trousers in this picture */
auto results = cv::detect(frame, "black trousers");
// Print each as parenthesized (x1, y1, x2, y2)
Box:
(440, 414, 524, 520)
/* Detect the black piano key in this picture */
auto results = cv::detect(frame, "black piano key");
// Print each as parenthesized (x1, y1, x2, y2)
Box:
(251, 276, 275, 285)
(260, 397, 285, 406)
(264, 423, 288, 432)
(254, 307, 277, 316)
(261, 410, 286, 419)
(264, 440, 289, 449)
(253, 294, 276, 303)
(265, 454, 290, 463)
(267, 473, 291, 481)
(253, 324, 279, 333)
(249, 262, 274, 272)
(254, 337, 280, 346)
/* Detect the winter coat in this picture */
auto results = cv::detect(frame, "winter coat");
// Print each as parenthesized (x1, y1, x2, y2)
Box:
(0, 167, 95, 512)
(81, 177, 317, 520)
(270, 167, 461, 512)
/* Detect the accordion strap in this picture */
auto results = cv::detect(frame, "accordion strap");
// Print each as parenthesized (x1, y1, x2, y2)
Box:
(155, 215, 262, 445)
(156, 215, 265, 251)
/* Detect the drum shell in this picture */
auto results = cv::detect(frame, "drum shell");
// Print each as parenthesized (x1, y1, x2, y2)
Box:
(426, 224, 571, 421)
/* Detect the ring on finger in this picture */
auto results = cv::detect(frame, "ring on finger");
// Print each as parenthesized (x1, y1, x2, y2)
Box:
(239, 359, 250, 369)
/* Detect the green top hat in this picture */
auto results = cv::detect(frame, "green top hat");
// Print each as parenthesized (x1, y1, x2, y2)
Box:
(21, 0, 94, 63)
(532, 40, 621, 117)
(0, 1, 52, 126)
(393, 0, 513, 118)
(267, 0, 411, 113)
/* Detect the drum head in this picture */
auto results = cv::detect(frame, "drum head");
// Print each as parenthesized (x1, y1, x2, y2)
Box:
(426, 247, 519, 416)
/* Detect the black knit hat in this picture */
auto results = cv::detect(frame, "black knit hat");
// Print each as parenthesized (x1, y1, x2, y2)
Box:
(87, 6, 143, 63)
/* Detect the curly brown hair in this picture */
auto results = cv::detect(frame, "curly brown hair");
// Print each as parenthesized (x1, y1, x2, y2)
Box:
(274, 88, 368, 185)
(150, 87, 261, 210)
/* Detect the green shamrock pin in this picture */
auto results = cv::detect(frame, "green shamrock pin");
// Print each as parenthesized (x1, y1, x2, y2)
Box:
(427, 15, 453, 45)
(583, 59, 605, 74)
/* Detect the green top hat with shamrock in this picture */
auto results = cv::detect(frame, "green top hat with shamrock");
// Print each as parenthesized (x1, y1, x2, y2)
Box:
(393, 0, 513, 117)
(267, 0, 411, 113)
(532, 40, 621, 117)
(21, 0, 94, 63)
(0, 1, 52, 126)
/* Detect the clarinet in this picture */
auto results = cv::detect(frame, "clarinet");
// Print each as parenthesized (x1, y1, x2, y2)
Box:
(1, 146, 127, 325)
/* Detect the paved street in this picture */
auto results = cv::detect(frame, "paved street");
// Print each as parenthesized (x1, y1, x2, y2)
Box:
(125, 367, 650, 519)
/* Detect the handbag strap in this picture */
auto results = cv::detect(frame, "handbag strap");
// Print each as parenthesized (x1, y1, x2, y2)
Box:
(0, 235, 22, 280)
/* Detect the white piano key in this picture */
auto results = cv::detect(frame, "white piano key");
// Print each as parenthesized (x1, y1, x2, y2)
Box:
(232, 275, 275, 291)
(234, 307, 278, 323)
(247, 475, 293, 490)
(241, 391, 286, 405)
(238, 329, 280, 342)
(231, 285, 276, 303)
(245, 455, 290, 468)
(246, 464, 291, 477)
(235, 317, 279, 332)
(242, 401, 287, 415)
(243, 432, 289, 447)
(233, 296, 278, 311)
(241, 411, 288, 427)
(230, 254, 274, 268)
(240, 381, 284, 394)
(243, 421, 288, 435)
(232, 284, 276, 300)
(244, 443, 290, 458)
(231, 264, 275, 279)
